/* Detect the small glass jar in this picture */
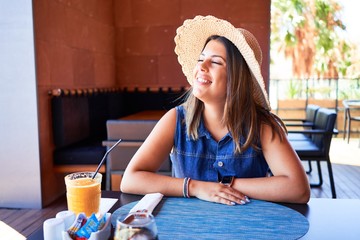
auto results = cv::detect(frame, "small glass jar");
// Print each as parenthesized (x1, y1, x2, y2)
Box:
(114, 212, 158, 240)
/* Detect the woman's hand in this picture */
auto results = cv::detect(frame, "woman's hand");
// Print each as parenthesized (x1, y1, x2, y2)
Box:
(189, 179, 250, 205)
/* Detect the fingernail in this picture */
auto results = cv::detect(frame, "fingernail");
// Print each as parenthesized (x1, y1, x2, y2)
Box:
(240, 200, 246, 205)
(245, 196, 250, 203)
(230, 201, 236, 206)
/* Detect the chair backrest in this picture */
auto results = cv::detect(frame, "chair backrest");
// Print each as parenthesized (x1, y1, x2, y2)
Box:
(305, 104, 320, 123)
(107, 119, 158, 140)
(312, 108, 337, 153)
(106, 119, 171, 173)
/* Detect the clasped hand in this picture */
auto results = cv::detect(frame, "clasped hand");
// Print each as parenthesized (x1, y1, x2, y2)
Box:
(190, 180, 250, 206)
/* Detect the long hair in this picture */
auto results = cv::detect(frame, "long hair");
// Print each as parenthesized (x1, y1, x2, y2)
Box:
(184, 35, 287, 154)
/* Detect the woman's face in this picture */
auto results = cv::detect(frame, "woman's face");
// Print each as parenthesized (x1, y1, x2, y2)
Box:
(192, 39, 227, 105)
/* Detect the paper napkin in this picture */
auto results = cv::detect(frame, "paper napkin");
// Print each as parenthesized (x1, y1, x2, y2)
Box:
(99, 198, 118, 214)
(129, 193, 164, 214)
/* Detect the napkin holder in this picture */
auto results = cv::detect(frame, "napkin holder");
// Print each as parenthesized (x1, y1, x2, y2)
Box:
(62, 212, 111, 240)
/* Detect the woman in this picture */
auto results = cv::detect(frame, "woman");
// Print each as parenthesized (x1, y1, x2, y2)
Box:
(121, 15, 310, 205)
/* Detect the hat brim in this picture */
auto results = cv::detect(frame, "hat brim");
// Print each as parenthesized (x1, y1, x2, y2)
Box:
(174, 15, 270, 111)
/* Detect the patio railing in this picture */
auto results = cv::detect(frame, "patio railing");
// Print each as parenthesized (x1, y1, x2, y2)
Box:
(269, 78, 360, 136)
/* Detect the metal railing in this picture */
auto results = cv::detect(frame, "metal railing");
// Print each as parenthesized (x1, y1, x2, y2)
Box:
(269, 78, 360, 135)
(269, 78, 360, 112)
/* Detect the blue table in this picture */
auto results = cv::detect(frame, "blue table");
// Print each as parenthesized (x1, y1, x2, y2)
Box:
(27, 192, 360, 240)
(112, 197, 309, 239)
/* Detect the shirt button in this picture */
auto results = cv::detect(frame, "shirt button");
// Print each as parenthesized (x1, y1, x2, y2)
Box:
(218, 161, 224, 167)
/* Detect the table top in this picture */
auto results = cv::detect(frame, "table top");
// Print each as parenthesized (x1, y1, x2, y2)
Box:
(343, 99, 360, 108)
(28, 191, 360, 240)
(112, 197, 309, 239)
(106, 110, 166, 140)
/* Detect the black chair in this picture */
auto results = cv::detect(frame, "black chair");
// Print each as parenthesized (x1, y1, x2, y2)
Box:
(343, 100, 360, 147)
(288, 108, 338, 198)
(283, 104, 320, 127)
(284, 105, 320, 173)
(284, 104, 320, 141)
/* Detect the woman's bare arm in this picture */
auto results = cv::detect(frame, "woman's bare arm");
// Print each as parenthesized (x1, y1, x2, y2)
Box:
(121, 108, 184, 196)
(229, 123, 310, 203)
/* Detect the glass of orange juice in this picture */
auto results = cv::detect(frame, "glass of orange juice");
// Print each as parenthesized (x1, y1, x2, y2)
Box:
(65, 172, 102, 217)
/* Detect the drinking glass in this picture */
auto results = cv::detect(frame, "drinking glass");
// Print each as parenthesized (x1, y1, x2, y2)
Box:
(114, 212, 158, 240)
(64, 172, 102, 217)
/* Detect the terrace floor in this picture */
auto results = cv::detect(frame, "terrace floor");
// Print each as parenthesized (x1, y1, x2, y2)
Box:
(308, 136, 360, 199)
(0, 136, 360, 238)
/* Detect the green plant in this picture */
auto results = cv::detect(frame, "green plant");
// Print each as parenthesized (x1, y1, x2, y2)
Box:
(287, 79, 302, 99)
(271, 0, 355, 79)
(339, 80, 360, 99)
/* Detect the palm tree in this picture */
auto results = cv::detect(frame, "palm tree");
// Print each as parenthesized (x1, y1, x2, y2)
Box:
(271, 0, 354, 79)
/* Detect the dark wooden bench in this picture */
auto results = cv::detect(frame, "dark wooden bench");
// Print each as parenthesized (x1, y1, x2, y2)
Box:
(51, 89, 125, 174)
(50, 87, 186, 176)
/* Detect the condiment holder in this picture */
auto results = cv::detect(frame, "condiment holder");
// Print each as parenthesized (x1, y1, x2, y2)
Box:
(43, 211, 111, 240)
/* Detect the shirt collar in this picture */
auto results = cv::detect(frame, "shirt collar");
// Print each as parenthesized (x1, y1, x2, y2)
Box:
(197, 117, 232, 141)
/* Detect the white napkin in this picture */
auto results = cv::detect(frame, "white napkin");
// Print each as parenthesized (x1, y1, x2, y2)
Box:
(129, 193, 164, 214)
(99, 198, 118, 214)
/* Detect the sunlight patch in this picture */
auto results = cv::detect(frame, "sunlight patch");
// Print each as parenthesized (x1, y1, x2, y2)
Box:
(0, 221, 26, 240)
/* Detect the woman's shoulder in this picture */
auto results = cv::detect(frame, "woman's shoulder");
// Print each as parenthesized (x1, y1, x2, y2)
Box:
(175, 105, 185, 111)
(160, 106, 182, 123)
(174, 105, 186, 118)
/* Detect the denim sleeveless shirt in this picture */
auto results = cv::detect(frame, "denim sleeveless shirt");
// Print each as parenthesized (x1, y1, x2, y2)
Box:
(170, 105, 269, 182)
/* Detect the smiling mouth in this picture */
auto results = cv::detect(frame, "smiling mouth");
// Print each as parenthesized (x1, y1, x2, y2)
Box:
(197, 78, 212, 84)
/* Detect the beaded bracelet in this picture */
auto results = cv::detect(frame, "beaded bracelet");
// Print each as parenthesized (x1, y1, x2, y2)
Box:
(183, 177, 191, 198)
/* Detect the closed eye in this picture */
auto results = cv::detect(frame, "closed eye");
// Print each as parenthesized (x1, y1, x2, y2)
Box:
(197, 59, 222, 65)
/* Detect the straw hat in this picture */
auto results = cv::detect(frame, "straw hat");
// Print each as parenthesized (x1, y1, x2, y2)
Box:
(174, 15, 271, 111)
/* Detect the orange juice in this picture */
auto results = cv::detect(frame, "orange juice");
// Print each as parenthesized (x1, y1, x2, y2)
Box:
(65, 172, 102, 217)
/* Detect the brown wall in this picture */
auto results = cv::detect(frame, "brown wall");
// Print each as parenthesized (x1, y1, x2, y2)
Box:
(114, 0, 271, 89)
(33, 0, 271, 206)
(33, 0, 117, 206)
